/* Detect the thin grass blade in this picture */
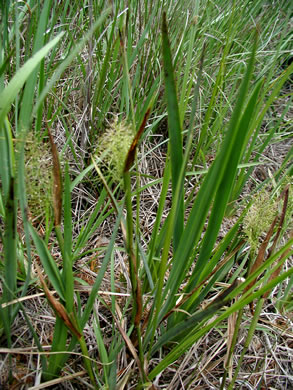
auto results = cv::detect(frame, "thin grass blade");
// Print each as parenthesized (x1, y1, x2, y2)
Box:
(0, 33, 64, 126)
(28, 225, 65, 301)
(34, 8, 111, 115)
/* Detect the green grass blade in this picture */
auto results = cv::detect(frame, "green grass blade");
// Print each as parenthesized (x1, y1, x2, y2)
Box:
(178, 12, 198, 122)
(230, 62, 293, 200)
(16, 128, 33, 301)
(64, 164, 72, 256)
(52, 210, 123, 377)
(0, 117, 16, 341)
(2, 178, 17, 306)
(44, 316, 68, 381)
(0, 191, 4, 217)
(93, 311, 110, 386)
(34, 8, 111, 115)
(151, 280, 241, 354)
(18, 0, 52, 131)
(63, 164, 74, 313)
(73, 187, 109, 258)
(193, 2, 236, 163)
(29, 225, 65, 301)
(81, 211, 122, 328)
(149, 240, 293, 380)
(161, 32, 259, 317)
(0, 32, 64, 126)
(0, 118, 15, 202)
(161, 12, 184, 250)
(144, 160, 171, 289)
(186, 64, 262, 294)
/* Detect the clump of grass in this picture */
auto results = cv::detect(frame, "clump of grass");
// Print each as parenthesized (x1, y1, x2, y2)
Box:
(0, 1, 293, 389)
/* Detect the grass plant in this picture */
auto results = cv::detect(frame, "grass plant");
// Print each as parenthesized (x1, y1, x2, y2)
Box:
(0, 0, 292, 388)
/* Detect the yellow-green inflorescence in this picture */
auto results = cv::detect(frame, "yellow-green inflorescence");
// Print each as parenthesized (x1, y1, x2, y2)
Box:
(94, 117, 134, 184)
(25, 133, 53, 222)
(243, 190, 278, 255)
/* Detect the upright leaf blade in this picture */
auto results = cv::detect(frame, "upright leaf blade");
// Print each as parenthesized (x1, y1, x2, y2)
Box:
(162, 12, 184, 250)
(29, 225, 65, 302)
(63, 164, 74, 314)
(0, 118, 15, 202)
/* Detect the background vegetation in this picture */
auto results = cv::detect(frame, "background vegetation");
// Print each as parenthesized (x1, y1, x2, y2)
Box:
(0, 0, 292, 388)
